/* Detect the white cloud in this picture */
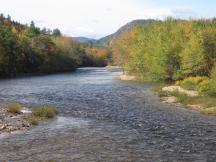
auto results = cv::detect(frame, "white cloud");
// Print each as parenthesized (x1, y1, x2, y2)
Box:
(0, 0, 208, 38)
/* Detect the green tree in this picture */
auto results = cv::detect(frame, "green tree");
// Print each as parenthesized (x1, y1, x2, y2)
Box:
(26, 21, 40, 37)
(52, 28, 61, 37)
(180, 34, 208, 77)
(0, 26, 19, 76)
(202, 29, 216, 73)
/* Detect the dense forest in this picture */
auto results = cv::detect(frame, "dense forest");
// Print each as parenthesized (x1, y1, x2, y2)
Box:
(110, 18, 216, 96)
(0, 14, 110, 77)
(110, 18, 216, 81)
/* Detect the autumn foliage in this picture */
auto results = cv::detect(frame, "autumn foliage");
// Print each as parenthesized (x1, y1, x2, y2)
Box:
(111, 18, 216, 82)
(0, 14, 108, 77)
(84, 47, 111, 67)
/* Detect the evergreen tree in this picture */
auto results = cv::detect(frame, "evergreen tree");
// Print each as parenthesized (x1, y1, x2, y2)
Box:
(52, 28, 61, 37)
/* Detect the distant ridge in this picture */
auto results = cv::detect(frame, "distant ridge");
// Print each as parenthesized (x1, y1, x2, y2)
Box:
(72, 37, 97, 44)
(73, 19, 153, 46)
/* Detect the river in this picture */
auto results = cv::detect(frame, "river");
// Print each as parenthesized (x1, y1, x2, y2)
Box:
(0, 67, 215, 161)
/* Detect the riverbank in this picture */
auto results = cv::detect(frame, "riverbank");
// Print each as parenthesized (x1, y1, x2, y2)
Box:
(112, 68, 216, 116)
(106, 66, 137, 81)
(154, 85, 216, 116)
(120, 74, 136, 81)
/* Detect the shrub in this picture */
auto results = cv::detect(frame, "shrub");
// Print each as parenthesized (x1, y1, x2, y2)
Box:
(170, 91, 189, 104)
(6, 102, 22, 114)
(180, 80, 196, 90)
(204, 107, 216, 115)
(175, 80, 183, 86)
(32, 106, 58, 119)
(207, 66, 216, 96)
(197, 80, 211, 94)
(188, 76, 208, 84)
(179, 76, 208, 90)
(23, 115, 38, 125)
(23, 105, 58, 125)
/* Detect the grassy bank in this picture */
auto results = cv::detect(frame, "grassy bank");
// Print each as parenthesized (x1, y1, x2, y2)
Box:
(154, 85, 216, 116)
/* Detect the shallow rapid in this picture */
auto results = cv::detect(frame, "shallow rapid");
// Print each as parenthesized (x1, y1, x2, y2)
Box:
(0, 68, 215, 161)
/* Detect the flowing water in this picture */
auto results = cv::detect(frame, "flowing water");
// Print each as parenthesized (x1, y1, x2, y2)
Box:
(0, 67, 216, 162)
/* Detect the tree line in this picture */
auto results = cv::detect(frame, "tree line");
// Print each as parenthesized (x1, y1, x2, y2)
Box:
(109, 18, 216, 96)
(0, 14, 110, 77)
(110, 18, 216, 82)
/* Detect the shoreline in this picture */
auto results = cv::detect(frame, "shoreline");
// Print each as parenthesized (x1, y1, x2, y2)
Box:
(0, 69, 78, 80)
(155, 85, 216, 116)
(111, 68, 216, 116)
(120, 74, 136, 81)
(106, 66, 137, 81)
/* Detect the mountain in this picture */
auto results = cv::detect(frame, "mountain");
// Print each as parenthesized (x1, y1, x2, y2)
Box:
(96, 19, 152, 46)
(73, 19, 153, 46)
(72, 37, 97, 44)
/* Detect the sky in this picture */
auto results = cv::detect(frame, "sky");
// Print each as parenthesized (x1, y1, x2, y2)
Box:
(0, 0, 216, 39)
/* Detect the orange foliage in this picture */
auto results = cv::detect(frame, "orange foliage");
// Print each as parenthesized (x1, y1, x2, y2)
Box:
(85, 47, 111, 67)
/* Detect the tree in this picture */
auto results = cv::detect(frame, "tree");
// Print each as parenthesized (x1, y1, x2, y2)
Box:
(0, 26, 19, 76)
(52, 28, 61, 37)
(30, 21, 35, 28)
(26, 21, 40, 37)
(7, 14, 11, 21)
(202, 29, 216, 74)
(110, 18, 216, 81)
(0, 15, 96, 76)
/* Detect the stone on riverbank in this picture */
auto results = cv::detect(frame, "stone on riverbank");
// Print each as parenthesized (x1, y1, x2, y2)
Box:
(162, 85, 199, 97)
(120, 74, 136, 81)
(162, 96, 177, 103)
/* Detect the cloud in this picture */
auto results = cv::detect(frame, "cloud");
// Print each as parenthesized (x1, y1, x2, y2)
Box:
(105, 8, 113, 12)
(171, 9, 198, 18)
(34, 19, 46, 25)
(91, 19, 100, 24)
(134, 8, 172, 19)
(63, 26, 99, 38)
(0, 0, 214, 38)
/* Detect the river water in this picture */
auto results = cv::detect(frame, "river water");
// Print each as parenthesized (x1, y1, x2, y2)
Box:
(0, 67, 215, 161)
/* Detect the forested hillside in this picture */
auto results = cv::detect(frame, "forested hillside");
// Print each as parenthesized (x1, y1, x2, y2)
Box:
(110, 18, 216, 96)
(73, 37, 97, 44)
(111, 18, 216, 81)
(97, 20, 150, 46)
(0, 14, 110, 77)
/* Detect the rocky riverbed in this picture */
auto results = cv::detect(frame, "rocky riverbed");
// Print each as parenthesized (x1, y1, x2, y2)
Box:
(0, 107, 31, 134)
(0, 67, 215, 161)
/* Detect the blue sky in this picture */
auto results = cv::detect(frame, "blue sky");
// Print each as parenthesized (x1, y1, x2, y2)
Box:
(0, 0, 216, 38)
